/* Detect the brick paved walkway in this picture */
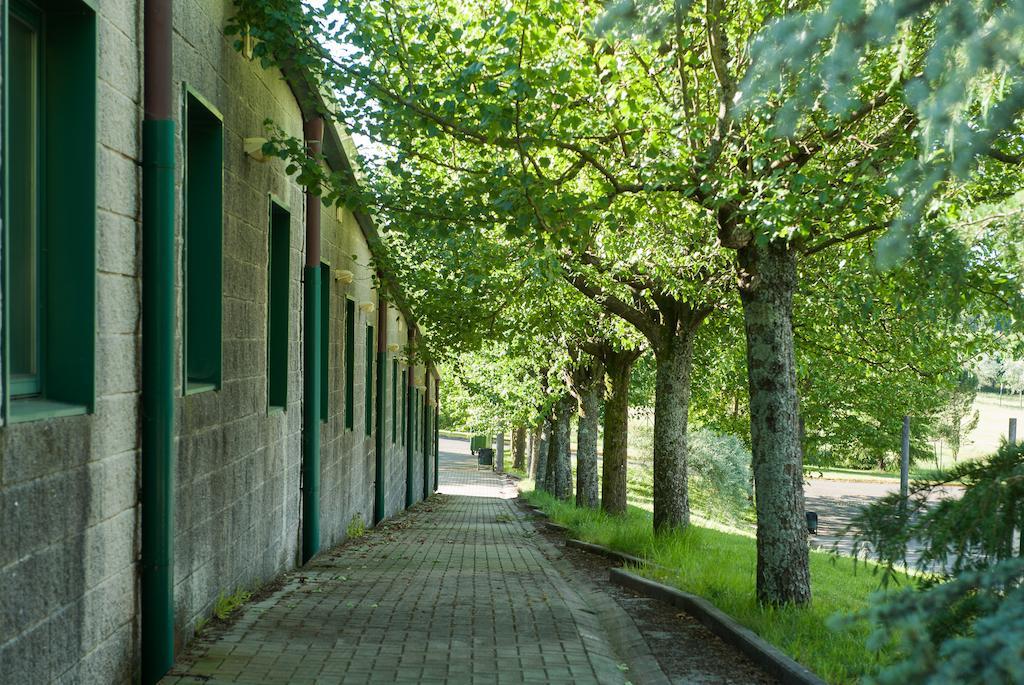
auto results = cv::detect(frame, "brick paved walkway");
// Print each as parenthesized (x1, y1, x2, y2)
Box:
(162, 438, 666, 684)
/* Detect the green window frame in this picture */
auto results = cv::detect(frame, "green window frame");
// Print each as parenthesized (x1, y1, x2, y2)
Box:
(401, 372, 407, 446)
(183, 88, 223, 393)
(320, 263, 330, 421)
(267, 200, 290, 410)
(4, 0, 97, 422)
(344, 298, 355, 430)
(391, 358, 398, 444)
(365, 324, 373, 436)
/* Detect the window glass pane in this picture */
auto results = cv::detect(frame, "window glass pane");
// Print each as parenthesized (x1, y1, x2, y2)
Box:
(9, 10, 41, 396)
(365, 325, 373, 435)
(267, 203, 290, 408)
(184, 92, 223, 389)
(344, 298, 355, 429)
(392, 359, 397, 443)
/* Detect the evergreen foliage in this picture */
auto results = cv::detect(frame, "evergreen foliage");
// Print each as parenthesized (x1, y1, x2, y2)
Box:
(836, 442, 1024, 683)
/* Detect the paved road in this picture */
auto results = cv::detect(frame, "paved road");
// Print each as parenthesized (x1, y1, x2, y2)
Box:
(804, 477, 962, 566)
(161, 437, 673, 684)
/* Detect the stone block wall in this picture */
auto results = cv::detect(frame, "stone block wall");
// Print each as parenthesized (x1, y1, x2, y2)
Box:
(0, 2, 142, 682)
(318, 203, 378, 548)
(0, 2, 430, 681)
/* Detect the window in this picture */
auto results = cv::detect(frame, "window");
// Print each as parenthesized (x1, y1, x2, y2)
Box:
(320, 264, 330, 421)
(401, 372, 407, 446)
(344, 298, 355, 430)
(5, 0, 96, 420)
(183, 89, 223, 392)
(391, 359, 398, 444)
(412, 389, 418, 451)
(9, 4, 42, 399)
(365, 325, 374, 436)
(267, 201, 290, 409)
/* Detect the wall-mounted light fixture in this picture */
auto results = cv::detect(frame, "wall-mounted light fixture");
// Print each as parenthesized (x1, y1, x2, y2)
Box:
(387, 343, 400, 353)
(358, 301, 375, 314)
(334, 269, 354, 284)
(244, 137, 268, 162)
(241, 25, 256, 60)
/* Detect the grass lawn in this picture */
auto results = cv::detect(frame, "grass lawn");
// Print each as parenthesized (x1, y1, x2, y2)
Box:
(523, 484, 908, 684)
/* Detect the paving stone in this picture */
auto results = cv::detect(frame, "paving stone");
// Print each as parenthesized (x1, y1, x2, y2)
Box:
(160, 445, 656, 684)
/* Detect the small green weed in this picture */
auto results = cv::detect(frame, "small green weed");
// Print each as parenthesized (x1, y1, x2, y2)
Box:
(213, 587, 252, 620)
(495, 513, 514, 523)
(346, 513, 367, 538)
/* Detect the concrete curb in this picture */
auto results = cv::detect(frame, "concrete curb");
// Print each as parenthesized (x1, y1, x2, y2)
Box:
(610, 569, 828, 685)
(565, 539, 649, 568)
(544, 521, 569, 533)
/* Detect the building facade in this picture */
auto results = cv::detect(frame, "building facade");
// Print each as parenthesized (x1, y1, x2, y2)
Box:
(0, 1, 439, 682)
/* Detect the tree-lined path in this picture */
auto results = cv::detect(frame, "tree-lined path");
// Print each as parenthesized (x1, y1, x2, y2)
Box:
(159, 438, 771, 684)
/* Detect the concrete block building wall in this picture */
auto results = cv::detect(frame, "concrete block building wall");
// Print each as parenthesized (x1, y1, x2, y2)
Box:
(170, 0, 310, 641)
(318, 202, 379, 548)
(0, 1, 437, 682)
(0, 2, 143, 682)
(383, 306, 409, 519)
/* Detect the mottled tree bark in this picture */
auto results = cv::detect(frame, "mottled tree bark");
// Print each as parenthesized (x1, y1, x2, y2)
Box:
(528, 425, 540, 477)
(737, 241, 811, 606)
(512, 426, 527, 471)
(573, 360, 603, 509)
(553, 394, 576, 500)
(652, 327, 698, 532)
(535, 416, 552, 492)
(601, 351, 635, 515)
(544, 408, 560, 494)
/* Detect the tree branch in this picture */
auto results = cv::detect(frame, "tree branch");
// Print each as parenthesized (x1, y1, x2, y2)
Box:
(562, 269, 658, 341)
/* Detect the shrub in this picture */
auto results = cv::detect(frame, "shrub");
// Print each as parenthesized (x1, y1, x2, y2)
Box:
(687, 429, 753, 522)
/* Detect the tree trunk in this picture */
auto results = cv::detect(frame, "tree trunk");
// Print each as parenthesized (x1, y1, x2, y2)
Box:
(528, 426, 539, 476)
(544, 408, 560, 495)
(512, 426, 527, 470)
(554, 394, 576, 500)
(535, 417, 552, 492)
(576, 377, 602, 509)
(737, 241, 811, 606)
(652, 328, 696, 532)
(602, 351, 633, 515)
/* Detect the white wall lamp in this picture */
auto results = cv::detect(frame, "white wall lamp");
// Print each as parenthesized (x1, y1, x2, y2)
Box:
(244, 137, 269, 162)
(358, 301, 375, 315)
(334, 269, 354, 284)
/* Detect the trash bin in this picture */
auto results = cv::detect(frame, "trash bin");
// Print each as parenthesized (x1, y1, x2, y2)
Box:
(478, 448, 494, 469)
(806, 511, 818, 535)
(470, 435, 490, 454)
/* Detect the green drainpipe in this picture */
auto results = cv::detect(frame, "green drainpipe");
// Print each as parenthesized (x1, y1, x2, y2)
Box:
(141, 117, 175, 685)
(141, 1, 176, 681)
(422, 378, 430, 500)
(373, 292, 387, 524)
(405, 331, 415, 508)
(301, 117, 323, 564)
(434, 377, 440, 491)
